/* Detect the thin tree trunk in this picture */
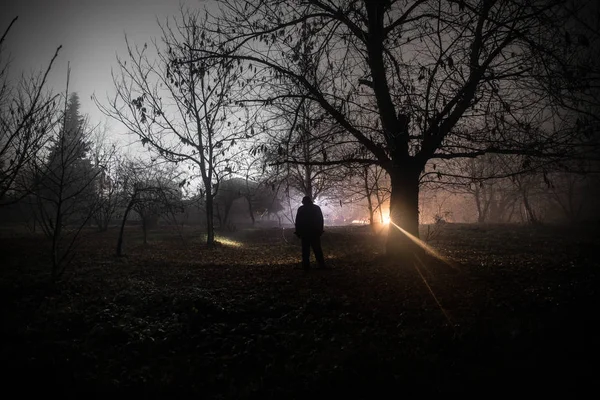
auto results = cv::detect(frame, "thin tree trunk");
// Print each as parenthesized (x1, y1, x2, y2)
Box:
(474, 187, 484, 223)
(51, 197, 63, 281)
(367, 194, 375, 225)
(142, 216, 148, 244)
(116, 198, 135, 256)
(482, 187, 493, 223)
(223, 202, 232, 225)
(247, 196, 255, 224)
(506, 202, 516, 222)
(217, 204, 225, 227)
(522, 190, 538, 224)
(375, 190, 385, 224)
(51, 213, 62, 281)
(205, 191, 215, 246)
(364, 169, 375, 225)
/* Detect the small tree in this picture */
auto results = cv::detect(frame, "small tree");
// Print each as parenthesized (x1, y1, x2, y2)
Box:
(89, 125, 121, 231)
(359, 164, 390, 225)
(97, 8, 250, 246)
(115, 158, 182, 256)
(454, 155, 519, 223)
(546, 170, 587, 222)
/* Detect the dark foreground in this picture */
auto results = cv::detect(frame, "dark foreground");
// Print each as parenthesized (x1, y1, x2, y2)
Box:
(1, 223, 598, 397)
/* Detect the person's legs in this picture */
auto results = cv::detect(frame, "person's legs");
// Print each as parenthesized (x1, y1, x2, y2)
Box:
(311, 237, 326, 268)
(301, 237, 311, 269)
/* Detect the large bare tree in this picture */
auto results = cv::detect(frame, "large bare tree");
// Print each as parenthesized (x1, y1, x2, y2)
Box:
(186, 0, 599, 257)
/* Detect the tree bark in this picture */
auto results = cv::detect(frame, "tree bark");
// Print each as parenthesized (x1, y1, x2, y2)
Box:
(475, 192, 486, 223)
(364, 168, 375, 225)
(141, 215, 148, 245)
(205, 190, 215, 246)
(116, 198, 135, 256)
(304, 164, 313, 199)
(223, 202, 232, 226)
(246, 196, 255, 224)
(521, 189, 538, 224)
(375, 189, 385, 224)
(51, 210, 62, 281)
(386, 165, 421, 258)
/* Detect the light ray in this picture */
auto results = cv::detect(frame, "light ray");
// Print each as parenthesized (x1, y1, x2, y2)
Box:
(388, 220, 458, 330)
(413, 254, 454, 327)
(389, 221, 459, 271)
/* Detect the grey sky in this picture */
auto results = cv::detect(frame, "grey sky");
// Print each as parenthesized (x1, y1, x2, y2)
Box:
(2, 0, 209, 139)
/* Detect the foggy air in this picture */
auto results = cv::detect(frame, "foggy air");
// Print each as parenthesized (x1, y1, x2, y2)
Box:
(1, 0, 598, 397)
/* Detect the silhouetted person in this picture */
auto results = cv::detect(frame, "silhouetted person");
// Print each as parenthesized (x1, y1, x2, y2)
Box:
(295, 196, 326, 270)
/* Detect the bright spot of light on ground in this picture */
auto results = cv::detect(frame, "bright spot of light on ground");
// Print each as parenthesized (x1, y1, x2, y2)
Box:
(215, 237, 244, 248)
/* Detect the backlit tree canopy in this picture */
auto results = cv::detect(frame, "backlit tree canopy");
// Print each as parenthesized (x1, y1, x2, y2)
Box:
(186, 0, 598, 256)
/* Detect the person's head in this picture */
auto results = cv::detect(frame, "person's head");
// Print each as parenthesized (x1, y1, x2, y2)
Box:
(302, 196, 312, 205)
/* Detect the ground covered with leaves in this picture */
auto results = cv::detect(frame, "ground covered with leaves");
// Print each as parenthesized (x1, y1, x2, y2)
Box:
(1, 223, 598, 397)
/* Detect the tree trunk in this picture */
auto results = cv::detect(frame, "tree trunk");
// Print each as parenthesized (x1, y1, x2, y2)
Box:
(116, 199, 135, 256)
(367, 195, 375, 225)
(142, 215, 148, 245)
(247, 196, 255, 224)
(205, 191, 215, 246)
(223, 202, 232, 226)
(474, 187, 484, 223)
(51, 198, 63, 282)
(386, 166, 421, 258)
(375, 190, 385, 224)
(51, 213, 62, 281)
(364, 170, 375, 225)
(521, 189, 538, 224)
(304, 164, 313, 199)
(506, 203, 516, 222)
(215, 203, 222, 227)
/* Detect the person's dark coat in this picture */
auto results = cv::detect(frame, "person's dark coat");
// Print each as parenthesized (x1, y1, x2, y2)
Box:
(295, 196, 326, 269)
(295, 202, 324, 238)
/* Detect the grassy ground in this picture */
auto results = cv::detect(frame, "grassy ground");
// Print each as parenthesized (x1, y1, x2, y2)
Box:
(0, 222, 598, 397)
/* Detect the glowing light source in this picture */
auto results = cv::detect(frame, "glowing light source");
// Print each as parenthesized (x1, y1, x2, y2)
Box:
(383, 214, 391, 224)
